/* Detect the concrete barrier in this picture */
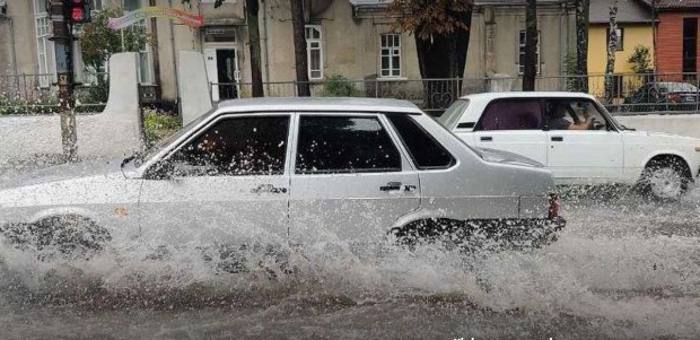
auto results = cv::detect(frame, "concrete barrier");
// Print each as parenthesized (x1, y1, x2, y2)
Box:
(616, 114, 700, 139)
(178, 50, 213, 125)
(0, 53, 143, 165)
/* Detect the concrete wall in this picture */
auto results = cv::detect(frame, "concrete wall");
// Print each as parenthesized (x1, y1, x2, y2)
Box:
(617, 114, 700, 139)
(0, 53, 143, 165)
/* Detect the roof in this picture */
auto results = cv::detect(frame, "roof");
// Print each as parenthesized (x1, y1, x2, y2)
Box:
(216, 97, 424, 114)
(461, 91, 596, 101)
(590, 0, 653, 24)
(655, 0, 700, 9)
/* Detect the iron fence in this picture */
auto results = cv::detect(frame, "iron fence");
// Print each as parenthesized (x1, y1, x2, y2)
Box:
(212, 72, 700, 116)
(0, 72, 109, 114)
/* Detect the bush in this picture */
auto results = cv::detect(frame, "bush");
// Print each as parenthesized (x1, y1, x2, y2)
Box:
(628, 45, 653, 74)
(320, 75, 361, 97)
(143, 107, 181, 145)
(0, 94, 60, 115)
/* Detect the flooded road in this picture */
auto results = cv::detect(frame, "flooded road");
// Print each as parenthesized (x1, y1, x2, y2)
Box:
(0, 165, 698, 339)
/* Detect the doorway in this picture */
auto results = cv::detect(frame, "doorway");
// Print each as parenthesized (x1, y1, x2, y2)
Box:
(204, 47, 240, 102)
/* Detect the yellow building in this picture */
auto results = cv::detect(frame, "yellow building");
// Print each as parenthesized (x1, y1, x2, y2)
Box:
(587, 0, 655, 98)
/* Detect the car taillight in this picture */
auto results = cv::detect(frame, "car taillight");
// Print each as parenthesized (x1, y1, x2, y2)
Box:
(548, 193, 560, 219)
(668, 93, 681, 103)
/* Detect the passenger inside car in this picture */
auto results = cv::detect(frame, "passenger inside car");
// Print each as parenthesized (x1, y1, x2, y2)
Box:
(547, 102, 595, 130)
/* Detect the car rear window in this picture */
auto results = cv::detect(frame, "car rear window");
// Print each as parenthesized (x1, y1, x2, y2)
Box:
(437, 99, 470, 129)
(388, 115, 455, 170)
(295, 116, 402, 174)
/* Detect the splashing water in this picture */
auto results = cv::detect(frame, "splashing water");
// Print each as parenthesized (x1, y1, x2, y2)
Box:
(1, 165, 699, 339)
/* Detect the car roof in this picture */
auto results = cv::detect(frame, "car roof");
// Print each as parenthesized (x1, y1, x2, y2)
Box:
(460, 91, 597, 102)
(216, 97, 424, 115)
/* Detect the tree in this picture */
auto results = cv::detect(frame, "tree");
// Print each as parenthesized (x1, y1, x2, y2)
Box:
(80, 7, 149, 102)
(246, 0, 264, 97)
(522, 0, 538, 91)
(389, 0, 473, 110)
(183, 0, 263, 97)
(290, 0, 310, 97)
(604, 0, 618, 104)
(575, 0, 590, 92)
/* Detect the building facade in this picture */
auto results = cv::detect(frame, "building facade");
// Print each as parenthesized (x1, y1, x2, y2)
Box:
(0, 0, 576, 105)
(655, 0, 700, 76)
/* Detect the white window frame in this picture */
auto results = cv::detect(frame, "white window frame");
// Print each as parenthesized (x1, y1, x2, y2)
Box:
(305, 25, 323, 80)
(33, 0, 56, 88)
(518, 30, 541, 75)
(380, 33, 401, 78)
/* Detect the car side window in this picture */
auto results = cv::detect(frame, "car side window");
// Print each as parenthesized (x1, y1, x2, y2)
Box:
(295, 116, 401, 174)
(387, 115, 455, 169)
(544, 99, 610, 131)
(476, 99, 543, 131)
(166, 116, 290, 177)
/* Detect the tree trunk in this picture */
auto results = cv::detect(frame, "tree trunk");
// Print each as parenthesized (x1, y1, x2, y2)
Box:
(246, 0, 264, 97)
(604, 1, 618, 105)
(415, 7, 472, 111)
(522, 0, 538, 91)
(575, 0, 590, 92)
(290, 0, 310, 97)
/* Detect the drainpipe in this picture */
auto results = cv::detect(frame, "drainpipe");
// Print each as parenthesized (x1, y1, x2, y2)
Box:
(148, 0, 162, 99)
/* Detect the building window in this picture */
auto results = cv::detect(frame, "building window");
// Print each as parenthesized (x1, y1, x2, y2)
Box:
(518, 30, 541, 75)
(305, 25, 323, 80)
(606, 27, 624, 52)
(34, 0, 55, 88)
(380, 34, 401, 78)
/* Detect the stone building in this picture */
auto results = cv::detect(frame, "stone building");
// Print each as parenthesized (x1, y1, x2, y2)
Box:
(0, 0, 576, 106)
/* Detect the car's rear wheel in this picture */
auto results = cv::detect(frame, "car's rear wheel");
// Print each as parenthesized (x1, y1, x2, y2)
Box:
(639, 158, 691, 201)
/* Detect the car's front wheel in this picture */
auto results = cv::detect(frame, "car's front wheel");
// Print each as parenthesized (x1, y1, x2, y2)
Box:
(639, 158, 692, 201)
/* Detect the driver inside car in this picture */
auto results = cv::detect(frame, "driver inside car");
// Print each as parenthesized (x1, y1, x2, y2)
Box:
(548, 102, 595, 130)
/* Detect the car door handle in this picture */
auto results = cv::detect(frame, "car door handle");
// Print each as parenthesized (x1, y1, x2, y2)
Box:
(251, 184, 288, 194)
(480, 136, 493, 142)
(551, 136, 564, 142)
(380, 182, 402, 192)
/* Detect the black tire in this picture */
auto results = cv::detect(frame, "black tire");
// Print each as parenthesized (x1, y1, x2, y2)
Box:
(639, 158, 691, 201)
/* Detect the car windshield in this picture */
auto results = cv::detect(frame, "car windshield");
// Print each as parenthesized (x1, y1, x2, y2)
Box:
(134, 107, 217, 167)
(437, 99, 470, 128)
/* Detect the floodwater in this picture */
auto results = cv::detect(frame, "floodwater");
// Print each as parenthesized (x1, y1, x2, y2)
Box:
(0, 165, 699, 339)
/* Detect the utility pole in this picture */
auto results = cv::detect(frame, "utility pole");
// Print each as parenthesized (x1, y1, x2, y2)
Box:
(49, 0, 77, 161)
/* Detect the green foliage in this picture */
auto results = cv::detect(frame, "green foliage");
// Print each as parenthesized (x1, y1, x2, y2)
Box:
(564, 53, 579, 91)
(143, 108, 181, 145)
(79, 7, 150, 72)
(320, 75, 361, 97)
(389, 0, 473, 40)
(0, 94, 59, 115)
(628, 45, 653, 74)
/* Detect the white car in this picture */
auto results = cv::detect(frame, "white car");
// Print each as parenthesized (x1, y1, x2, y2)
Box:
(439, 92, 700, 200)
(0, 98, 563, 259)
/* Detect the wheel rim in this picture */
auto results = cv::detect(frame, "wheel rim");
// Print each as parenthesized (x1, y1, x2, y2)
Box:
(647, 167, 684, 199)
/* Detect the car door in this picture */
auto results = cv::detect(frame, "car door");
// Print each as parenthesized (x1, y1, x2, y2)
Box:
(137, 114, 292, 247)
(288, 113, 420, 245)
(465, 98, 548, 165)
(544, 99, 624, 183)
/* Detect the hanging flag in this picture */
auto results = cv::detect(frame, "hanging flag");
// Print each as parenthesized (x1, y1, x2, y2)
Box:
(107, 6, 204, 30)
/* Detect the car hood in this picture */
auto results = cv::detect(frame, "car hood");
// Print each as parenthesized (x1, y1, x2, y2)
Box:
(622, 130, 700, 143)
(476, 147, 545, 168)
(0, 158, 125, 190)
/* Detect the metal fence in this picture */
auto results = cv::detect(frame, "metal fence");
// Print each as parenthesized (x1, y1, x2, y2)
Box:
(0, 73, 108, 114)
(212, 72, 700, 115)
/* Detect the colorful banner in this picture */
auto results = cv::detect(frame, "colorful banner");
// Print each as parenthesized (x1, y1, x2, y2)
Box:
(107, 6, 204, 30)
